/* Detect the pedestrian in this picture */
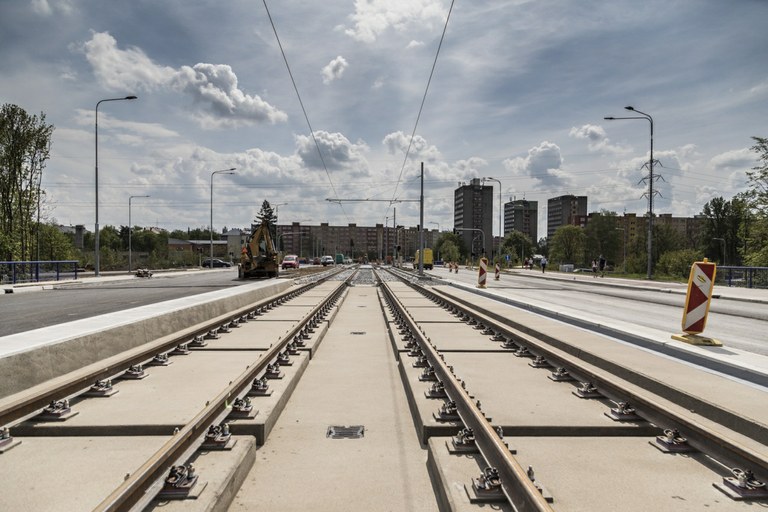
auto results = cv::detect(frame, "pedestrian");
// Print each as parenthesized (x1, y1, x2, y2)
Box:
(599, 254, 606, 277)
(591, 259, 598, 277)
(541, 256, 547, 273)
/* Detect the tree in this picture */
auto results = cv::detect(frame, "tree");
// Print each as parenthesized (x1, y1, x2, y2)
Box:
(549, 225, 586, 265)
(440, 240, 460, 264)
(256, 200, 277, 240)
(584, 210, 620, 266)
(0, 104, 54, 261)
(700, 196, 745, 265)
(501, 230, 533, 265)
(747, 136, 768, 213)
(436, 232, 466, 260)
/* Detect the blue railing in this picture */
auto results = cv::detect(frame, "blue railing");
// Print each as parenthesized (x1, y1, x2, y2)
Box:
(715, 266, 768, 289)
(0, 261, 80, 285)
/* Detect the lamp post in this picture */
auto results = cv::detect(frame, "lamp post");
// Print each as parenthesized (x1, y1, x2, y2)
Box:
(604, 106, 654, 279)
(210, 168, 236, 265)
(128, 195, 150, 272)
(483, 177, 502, 264)
(95, 95, 137, 276)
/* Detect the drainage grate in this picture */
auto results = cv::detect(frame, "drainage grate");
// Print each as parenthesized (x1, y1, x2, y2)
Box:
(326, 425, 365, 439)
(350, 331, 366, 335)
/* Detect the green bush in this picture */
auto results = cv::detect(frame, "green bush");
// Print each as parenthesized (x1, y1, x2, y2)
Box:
(656, 249, 705, 279)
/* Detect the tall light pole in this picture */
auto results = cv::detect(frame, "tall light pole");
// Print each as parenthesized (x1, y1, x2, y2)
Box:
(210, 168, 236, 265)
(95, 95, 137, 276)
(604, 106, 654, 279)
(483, 177, 502, 263)
(128, 195, 150, 272)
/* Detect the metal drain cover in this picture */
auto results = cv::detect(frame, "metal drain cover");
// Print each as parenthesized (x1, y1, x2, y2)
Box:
(326, 425, 365, 439)
(350, 331, 366, 335)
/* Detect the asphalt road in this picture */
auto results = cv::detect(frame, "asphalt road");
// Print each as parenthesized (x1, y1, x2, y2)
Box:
(0, 270, 248, 337)
(430, 268, 768, 356)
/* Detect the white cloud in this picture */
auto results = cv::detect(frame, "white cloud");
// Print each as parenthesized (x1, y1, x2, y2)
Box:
(503, 141, 571, 190)
(31, 0, 72, 16)
(569, 124, 625, 153)
(322, 56, 349, 85)
(383, 131, 441, 161)
(295, 131, 370, 173)
(406, 40, 425, 49)
(710, 147, 755, 171)
(82, 32, 287, 128)
(343, 0, 447, 43)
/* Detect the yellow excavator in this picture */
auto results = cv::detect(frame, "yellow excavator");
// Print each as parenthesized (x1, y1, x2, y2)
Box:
(238, 219, 278, 279)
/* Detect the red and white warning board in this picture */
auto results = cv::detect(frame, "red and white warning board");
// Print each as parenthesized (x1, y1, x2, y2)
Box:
(681, 259, 717, 334)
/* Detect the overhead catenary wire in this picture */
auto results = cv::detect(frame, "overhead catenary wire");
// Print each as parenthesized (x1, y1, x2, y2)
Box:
(388, 0, 456, 215)
(262, 0, 351, 223)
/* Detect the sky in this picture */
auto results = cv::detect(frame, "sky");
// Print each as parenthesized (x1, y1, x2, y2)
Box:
(1, 0, 766, 240)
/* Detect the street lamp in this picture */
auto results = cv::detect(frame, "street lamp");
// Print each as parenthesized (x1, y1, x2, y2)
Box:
(604, 106, 654, 280)
(128, 195, 150, 272)
(95, 95, 138, 276)
(210, 168, 236, 265)
(483, 177, 502, 264)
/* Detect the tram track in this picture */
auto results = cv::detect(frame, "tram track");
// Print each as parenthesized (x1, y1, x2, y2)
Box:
(1, 265, 766, 511)
(380, 267, 768, 510)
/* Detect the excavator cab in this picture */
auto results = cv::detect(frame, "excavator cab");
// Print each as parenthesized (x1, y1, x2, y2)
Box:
(239, 219, 278, 279)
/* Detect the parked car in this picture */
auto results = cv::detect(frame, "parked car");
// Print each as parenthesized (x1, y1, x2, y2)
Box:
(321, 255, 334, 266)
(312, 257, 321, 265)
(202, 258, 232, 268)
(281, 255, 300, 270)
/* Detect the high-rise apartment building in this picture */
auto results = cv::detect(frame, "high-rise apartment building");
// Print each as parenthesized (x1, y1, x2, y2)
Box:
(504, 199, 538, 242)
(547, 195, 587, 239)
(454, 178, 493, 257)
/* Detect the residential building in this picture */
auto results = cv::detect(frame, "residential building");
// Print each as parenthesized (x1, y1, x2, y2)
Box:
(454, 178, 493, 257)
(504, 199, 538, 242)
(547, 195, 588, 238)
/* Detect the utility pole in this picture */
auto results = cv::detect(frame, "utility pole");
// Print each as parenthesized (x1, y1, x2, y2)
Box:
(418, 162, 425, 276)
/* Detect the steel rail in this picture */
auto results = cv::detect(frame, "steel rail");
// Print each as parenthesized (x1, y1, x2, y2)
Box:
(94, 277, 349, 512)
(379, 277, 554, 512)
(0, 280, 324, 429)
(400, 276, 768, 489)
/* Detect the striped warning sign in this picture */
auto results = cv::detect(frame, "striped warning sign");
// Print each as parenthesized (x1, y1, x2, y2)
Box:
(477, 257, 488, 289)
(681, 260, 716, 334)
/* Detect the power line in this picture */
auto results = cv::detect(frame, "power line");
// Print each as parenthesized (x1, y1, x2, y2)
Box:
(262, 0, 350, 223)
(389, 0, 456, 209)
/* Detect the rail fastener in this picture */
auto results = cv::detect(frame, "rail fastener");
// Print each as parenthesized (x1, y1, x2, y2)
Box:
(572, 381, 603, 399)
(424, 381, 447, 399)
(248, 378, 272, 397)
(36, 399, 78, 421)
(433, 400, 461, 422)
(652, 428, 695, 453)
(529, 355, 553, 369)
(83, 379, 119, 397)
(157, 464, 206, 500)
(714, 468, 768, 501)
(605, 401, 643, 422)
(0, 427, 21, 453)
(548, 367, 575, 382)
(120, 364, 147, 380)
(228, 397, 257, 420)
(200, 423, 235, 451)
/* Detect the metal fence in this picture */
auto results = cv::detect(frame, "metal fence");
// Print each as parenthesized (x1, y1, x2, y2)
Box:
(0, 261, 80, 285)
(715, 266, 768, 289)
